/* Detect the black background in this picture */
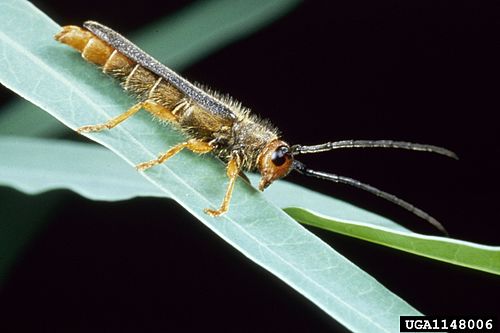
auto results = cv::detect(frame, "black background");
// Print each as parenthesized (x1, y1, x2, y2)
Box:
(0, 1, 499, 332)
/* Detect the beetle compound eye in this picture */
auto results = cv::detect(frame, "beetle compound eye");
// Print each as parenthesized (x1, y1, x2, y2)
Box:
(271, 146, 290, 166)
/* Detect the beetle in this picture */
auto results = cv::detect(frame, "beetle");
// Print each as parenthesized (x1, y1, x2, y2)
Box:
(55, 21, 456, 233)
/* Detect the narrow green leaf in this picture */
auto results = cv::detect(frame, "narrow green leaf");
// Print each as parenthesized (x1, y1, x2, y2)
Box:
(0, 1, 421, 330)
(2, 137, 499, 276)
(0, 0, 301, 138)
(285, 208, 500, 275)
(0, 137, 164, 201)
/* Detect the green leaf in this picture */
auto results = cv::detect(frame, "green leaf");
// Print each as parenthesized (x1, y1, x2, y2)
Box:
(0, 0, 421, 331)
(0, 137, 164, 201)
(2, 137, 499, 276)
(0, 0, 301, 138)
(285, 208, 500, 275)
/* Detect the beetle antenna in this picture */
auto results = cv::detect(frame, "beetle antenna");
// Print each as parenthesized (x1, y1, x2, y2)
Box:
(292, 160, 449, 235)
(291, 140, 458, 159)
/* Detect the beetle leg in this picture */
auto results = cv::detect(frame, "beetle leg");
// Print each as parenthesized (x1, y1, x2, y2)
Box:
(77, 100, 174, 133)
(136, 139, 213, 171)
(204, 155, 241, 217)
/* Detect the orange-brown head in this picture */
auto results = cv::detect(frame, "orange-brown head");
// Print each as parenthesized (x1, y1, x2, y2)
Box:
(257, 139, 294, 191)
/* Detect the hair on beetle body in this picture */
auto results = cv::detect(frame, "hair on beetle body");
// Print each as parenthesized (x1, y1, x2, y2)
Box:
(55, 21, 456, 234)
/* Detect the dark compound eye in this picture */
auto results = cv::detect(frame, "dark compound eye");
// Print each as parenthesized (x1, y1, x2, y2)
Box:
(271, 146, 290, 166)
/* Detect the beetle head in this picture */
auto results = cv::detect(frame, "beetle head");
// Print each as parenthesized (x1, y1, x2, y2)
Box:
(257, 139, 294, 191)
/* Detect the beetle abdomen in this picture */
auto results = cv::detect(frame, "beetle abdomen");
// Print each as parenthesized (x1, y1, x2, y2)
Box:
(55, 26, 184, 122)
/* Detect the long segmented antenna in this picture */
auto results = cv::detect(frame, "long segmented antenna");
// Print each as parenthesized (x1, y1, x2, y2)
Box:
(292, 160, 449, 235)
(292, 140, 458, 159)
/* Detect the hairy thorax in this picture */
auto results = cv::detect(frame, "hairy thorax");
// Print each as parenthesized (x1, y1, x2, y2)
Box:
(175, 98, 279, 171)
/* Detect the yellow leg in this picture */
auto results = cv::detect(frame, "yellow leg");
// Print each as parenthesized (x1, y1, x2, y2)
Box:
(77, 100, 173, 133)
(136, 139, 213, 171)
(204, 156, 241, 217)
